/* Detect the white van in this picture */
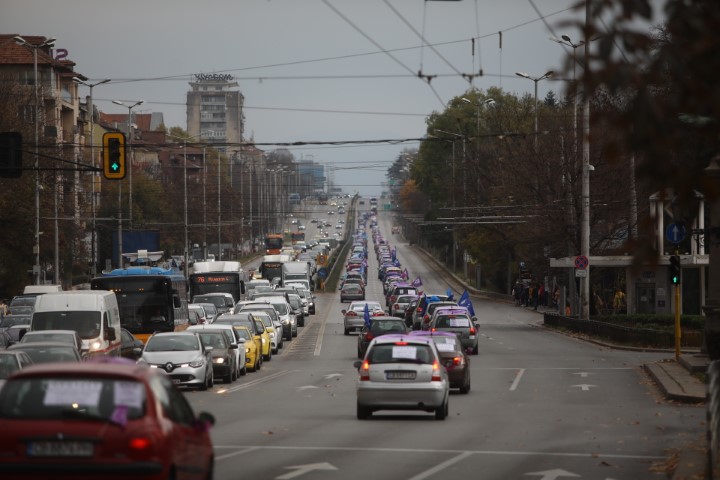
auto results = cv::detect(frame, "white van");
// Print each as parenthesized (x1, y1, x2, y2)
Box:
(30, 291, 122, 358)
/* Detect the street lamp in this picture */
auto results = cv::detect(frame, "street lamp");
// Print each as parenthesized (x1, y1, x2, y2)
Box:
(15, 35, 55, 285)
(167, 132, 204, 277)
(515, 71, 553, 153)
(434, 129, 467, 205)
(73, 77, 110, 276)
(112, 100, 144, 230)
(461, 97, 495, 203)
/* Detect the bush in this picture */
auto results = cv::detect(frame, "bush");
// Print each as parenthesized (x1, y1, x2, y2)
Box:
(593, 314, 704, 331)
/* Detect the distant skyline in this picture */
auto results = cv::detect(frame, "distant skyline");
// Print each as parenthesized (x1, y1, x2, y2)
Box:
(1, 0, 664, 196)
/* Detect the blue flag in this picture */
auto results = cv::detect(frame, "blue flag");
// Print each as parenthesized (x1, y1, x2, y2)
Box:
(458, 290, 476, 317)
(363, 303, 371, 328)
(446, 288, 454, 301)
(412, 276, 423, 288)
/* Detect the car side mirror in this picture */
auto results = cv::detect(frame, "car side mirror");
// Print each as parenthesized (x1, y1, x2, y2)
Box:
(474, 323, 480, 330)
(341, 309, 347, 314)
(238, 338, 246, 344)
(205, 346, 214, 352)
(353, 360, 362, 369)
(106, 329, 116, 341)
(229, 344, 238, 349)
(195, 411, 216, 432)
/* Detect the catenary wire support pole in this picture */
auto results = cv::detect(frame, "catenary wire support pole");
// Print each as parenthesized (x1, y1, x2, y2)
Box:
(112, 100, 144, 231)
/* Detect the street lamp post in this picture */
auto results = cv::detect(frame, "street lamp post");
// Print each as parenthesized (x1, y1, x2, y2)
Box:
(15, 35, 55, 285)
(112, 100, 144, 230)
(73, 77, 110, 276)
(515, 71, 553, 154)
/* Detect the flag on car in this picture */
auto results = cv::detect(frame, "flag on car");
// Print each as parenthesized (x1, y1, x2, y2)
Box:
(458, 290, 476, 317)
(363, 303, 371, 328)
(402, 268, 409, 280)
(412, 276, 423, 288)
(391, 247, 397, 261)
(446, 288, 454, 301)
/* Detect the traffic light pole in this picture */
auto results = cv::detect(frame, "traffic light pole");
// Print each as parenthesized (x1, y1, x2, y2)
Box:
(675, 283, 681, 361)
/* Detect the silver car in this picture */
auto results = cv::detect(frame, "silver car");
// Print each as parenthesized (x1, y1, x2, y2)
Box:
(390, 294, 418, 318)
(139, 332, 214, 390)
(343, 301, 383, 335)
(354, 334, 450, 420)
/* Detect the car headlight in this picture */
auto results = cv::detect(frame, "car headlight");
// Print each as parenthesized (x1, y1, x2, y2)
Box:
(282, 319, 289, 325)
(188, 360, 205, 368)
(262, 337, 267, 344)
(246, 347, 251, 354)
(213, 357, 225, 364)
(137, 359, 149, 366)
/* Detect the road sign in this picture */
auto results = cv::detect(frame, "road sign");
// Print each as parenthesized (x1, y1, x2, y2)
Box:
(317, 254, 328, 266)
(575, 269, 587, 278)
(666, 222, 687, 244)
(317, 267, 328, 279)
(574, 255, 589, 270)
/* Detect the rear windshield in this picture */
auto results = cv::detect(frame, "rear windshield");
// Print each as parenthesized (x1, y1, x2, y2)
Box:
(370, 321, 406, 334)
(367, 344, 434, 364)
(434, 315, 471, 328)
(193, 296, 227, 308)
(0, 377, 146, 422)
(430, 336, 462, 352)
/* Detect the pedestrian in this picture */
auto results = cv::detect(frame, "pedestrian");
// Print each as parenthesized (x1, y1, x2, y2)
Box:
(594, 291, 604, 315)
(520, 284, 529, 307)
(0, 299, 7, 317)
(565, 301, 571, 316)
(538, 283, 545, 307)
(532, 283, 539, 310)
(553, 285, 560, 310)
(613, 288, 626, 314)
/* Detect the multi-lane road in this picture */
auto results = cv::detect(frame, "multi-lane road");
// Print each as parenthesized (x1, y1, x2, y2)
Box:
(187, 201, 702, 480)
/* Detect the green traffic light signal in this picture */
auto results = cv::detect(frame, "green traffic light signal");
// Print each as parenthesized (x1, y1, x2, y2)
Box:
(669, 255, 681, 285)
(103, 132, 126, 179)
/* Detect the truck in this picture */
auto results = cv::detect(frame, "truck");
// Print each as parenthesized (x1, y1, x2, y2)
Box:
(259, 254, 291, 283)
(282, 261, 311, 287)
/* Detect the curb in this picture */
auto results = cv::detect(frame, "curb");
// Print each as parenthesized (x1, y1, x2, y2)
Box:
(644, 361, 706, 404)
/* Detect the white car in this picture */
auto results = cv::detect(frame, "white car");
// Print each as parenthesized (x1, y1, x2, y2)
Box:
(187, 324, 246, 377)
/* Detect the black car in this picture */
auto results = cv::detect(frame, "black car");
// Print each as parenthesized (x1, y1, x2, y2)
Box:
(357, 317, 408, 359)
(120, 328, 144, 360)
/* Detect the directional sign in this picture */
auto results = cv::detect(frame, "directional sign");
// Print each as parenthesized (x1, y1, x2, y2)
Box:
(574, 255, 589, 270)
(317, 267, 328, 279)
(666, 222, 687, 244)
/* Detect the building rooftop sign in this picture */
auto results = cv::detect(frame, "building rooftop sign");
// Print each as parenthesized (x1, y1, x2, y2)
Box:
(194, 73, 234, 82)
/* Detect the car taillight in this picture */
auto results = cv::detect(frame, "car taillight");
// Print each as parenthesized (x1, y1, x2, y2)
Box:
(424, 314, 429, 321)
(469, 327, 476, 335)
(390, 295, 397, 303)
(431, 361, 442, 381)
(129, 437, 152, 451)
(393, 304, 399, 310)
(347, 311, 357, 316)
(431, 328, 436, 332)
(452, 356, 464, 366)
(365, 332, 374, 341)
(373, 311, 383, 316)
(359, 361, 370, 381)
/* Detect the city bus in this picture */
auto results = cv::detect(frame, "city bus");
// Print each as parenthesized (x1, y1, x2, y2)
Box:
(188, 261, 247, 304)
(264, 234, 284, 254)
(259, 254, 291, 283)
(90, 266, 189, 344)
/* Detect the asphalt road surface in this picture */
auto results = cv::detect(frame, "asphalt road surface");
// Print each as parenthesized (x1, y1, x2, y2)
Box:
(185, 202, 702, 480)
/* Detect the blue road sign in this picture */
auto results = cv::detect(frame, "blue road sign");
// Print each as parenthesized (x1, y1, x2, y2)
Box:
(666, 223, 687, 244)
(317, 267, 328, 279)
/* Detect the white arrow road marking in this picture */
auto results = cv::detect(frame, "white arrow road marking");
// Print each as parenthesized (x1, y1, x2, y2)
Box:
(324, 373, 343, 379)
(524, 468, 581, 480)
(296, 385, 319, 391)
(276, 462, 338, 479)
(572, 372, 592, 378)
(572, 384, 597, 391)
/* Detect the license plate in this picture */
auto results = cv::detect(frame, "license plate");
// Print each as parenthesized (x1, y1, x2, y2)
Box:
(172, 379, 181, 384)
(386, 371, 416, 380)
(469, 336, 476, 339)
(28, 441, 94, 457)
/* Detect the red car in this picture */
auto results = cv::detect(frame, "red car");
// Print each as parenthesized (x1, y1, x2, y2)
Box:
(0, 359, 215, 479)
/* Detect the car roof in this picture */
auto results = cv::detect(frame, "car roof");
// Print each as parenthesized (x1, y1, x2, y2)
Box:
(408, 330, 458, 338)
(433, 306, 469, 315)
(369, 334, 434, 346)
(22, 329, 78, 335)
(6, 360, 155, 381)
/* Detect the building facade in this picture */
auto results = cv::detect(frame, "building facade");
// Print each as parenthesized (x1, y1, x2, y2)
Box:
(186, 74, 244, 153)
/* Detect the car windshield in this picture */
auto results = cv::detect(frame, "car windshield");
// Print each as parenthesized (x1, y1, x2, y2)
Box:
(198, 332, 227, 349)
(145, 335, 199, 352)
(370, 321, 406, 334)
(351, 303, 380, 312)
(429, 336, 462, 353)
(234, 329, 252, 341)
(0, 377, 146, 422)
(31, 311, 101, 340)
(0, 355, 21, 379)
(0, 316, 30, 328)
(367, 344, 434, 364)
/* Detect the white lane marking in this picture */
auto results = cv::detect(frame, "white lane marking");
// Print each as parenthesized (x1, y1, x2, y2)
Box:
(225, 370, 294, 392)
(324, 373, 343, 379)
(276, 462, 338, 480)
(213, 444, 664, 460)
(314, 310, 327, 356)
(510, 368, 525, 391)
(524, 468, 581, 479)
(572, 384, 597, 391)
(215, 446, 260, 461)
(407, 451, 474, 480)
(572, 372, 592, 378)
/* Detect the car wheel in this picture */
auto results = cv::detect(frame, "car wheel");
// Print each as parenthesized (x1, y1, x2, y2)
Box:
(255, 355, 262, 371)
(459, 380, 471, 394)
(472, 345, 479, 355)
(200, 371, 209, 391)
(344, 328, 350, 336)
(435, 399, 448, 420)
(357, 346, 363, 359)
(208, 371, 214, 388)
(240, 364, 247, 376)
(298, 317, 305, 327)
(357, 403, 371, 420)
(265, 348, 272, 361)
(292, 328, 298, 338)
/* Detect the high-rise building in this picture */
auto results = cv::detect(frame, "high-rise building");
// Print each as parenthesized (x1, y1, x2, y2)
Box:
(186, 73, 244, 153)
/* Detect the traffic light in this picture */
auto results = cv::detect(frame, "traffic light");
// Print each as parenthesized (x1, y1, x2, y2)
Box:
(103, 132, 126, 179)
(0, 132, 23, 178)
(669, 255, 681, 285)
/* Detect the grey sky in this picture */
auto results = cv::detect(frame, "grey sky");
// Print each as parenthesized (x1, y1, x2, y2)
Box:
(2, 0, 655, 196)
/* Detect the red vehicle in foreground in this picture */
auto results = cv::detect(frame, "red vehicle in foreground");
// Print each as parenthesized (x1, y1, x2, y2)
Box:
(0, 359, 215, 479)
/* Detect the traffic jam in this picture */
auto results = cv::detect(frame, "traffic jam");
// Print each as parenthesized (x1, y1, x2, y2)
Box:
(342, 210, 481, 420)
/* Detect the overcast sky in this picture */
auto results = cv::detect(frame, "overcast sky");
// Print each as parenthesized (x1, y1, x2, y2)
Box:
(2, 0, 661, 197)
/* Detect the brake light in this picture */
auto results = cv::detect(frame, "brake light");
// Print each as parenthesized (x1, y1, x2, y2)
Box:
(359, 361, 370, 381)
(365, 332, 374, 341)
(390, 295, 397, 303)
(469, 327, 476, 335)
(129, 437, 152, 450)
(424, 314, 429, 321)
(394, 341, 408, 345)
(373, 311, 383, 316)
(452, 356, 464, 366)
(347, 311, 357, 317)
(431, 361, 442, 381)
(431, 328, 436, 332)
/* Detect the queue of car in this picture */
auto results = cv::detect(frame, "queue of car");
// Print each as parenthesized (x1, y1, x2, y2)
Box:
(347, 212, 481, 420)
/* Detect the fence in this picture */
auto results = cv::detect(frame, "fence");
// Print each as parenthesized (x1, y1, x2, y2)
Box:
(709, 361, 720, 479)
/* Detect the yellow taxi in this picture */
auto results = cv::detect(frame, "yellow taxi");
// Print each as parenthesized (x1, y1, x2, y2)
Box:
(233, 325, 262, 372)
(214, 313, 270, 368)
